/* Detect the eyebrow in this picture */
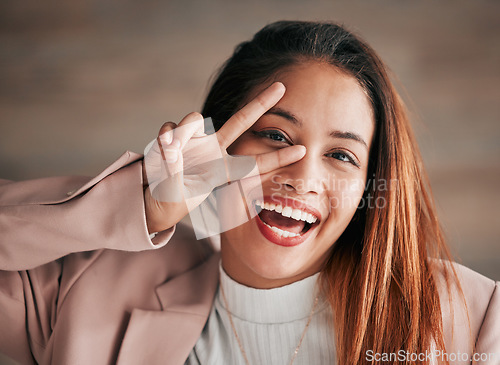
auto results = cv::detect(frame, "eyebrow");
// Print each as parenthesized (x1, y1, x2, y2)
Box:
(264, 107, 368, 148)
(265, 107, 302, 126)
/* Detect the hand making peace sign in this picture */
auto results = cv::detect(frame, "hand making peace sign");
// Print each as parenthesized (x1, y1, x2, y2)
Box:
(143, 82, 306, 234)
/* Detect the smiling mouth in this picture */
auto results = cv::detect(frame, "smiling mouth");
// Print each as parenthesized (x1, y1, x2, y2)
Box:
(254, 199, 320, 240)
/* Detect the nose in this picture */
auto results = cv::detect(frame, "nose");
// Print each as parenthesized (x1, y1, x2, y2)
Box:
(272, 151, 326, 195)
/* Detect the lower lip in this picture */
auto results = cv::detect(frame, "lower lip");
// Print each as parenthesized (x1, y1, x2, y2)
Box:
(255, 213, 316, 247)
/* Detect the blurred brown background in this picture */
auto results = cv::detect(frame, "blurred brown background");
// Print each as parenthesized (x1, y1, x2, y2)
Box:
(0, 0, 499, 279)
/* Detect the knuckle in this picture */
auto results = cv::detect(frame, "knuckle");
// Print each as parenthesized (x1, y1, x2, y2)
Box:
(159, 121, 177, 133)
(188, 111, 203, 120)
(254, 94, 268, 110)
(184, 112, 204, 124)
(276, 149, 283, 167)
(233, 109, 249, 126)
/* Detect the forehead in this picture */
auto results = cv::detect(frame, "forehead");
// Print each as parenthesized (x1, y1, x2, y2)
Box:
(269, 62, 375, 145)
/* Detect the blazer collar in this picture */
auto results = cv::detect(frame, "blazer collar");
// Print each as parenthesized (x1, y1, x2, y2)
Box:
(117, 252, 220, 365)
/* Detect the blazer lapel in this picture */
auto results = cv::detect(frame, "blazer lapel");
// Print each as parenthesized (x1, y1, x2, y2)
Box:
(116, 253, 220, 365)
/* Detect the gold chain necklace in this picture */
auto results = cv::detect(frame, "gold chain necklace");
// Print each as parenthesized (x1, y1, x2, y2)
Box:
(219, 279, 320, 365)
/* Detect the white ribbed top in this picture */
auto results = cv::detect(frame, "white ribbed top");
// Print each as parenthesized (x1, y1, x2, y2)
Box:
(185, 263, 336, 364)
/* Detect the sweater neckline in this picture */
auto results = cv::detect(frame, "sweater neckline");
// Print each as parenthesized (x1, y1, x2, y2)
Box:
(217, 263, 324, 324)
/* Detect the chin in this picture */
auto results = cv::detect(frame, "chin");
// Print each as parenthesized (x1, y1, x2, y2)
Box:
(247, 251, 308, 280)
(219, 193, 351, 288)
(220, 217, 330, 288)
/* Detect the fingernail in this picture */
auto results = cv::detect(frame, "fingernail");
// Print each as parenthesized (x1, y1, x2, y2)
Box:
(160, 131, 173, 145)
(296, 145, 306, 156)
(271, 82, 285, 92)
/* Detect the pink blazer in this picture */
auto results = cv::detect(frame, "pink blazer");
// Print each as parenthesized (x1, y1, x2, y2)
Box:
(0, 152, 498, 365)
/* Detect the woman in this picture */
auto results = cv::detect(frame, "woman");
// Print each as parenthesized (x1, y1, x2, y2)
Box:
(0, 21, 498, 365)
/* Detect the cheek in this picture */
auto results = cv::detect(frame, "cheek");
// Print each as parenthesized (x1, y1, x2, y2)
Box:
(325, 177, 366, 216)
(227, 135, 252, 155)
(214, 182, 253, 233)
(214, 170, 265, 234)
(228, 133, 274, 156)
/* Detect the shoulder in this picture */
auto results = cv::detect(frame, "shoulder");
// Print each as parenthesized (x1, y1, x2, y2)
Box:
(432, 260, 496, 313)
(431, 260, 499, 357)
(0, 151, 143, 205)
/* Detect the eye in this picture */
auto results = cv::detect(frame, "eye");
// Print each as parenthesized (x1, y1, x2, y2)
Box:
(252, 130, 290, 144)
(326, 150, 360, 167)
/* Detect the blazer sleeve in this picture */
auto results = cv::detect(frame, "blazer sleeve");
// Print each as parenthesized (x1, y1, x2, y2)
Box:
(474, 281, 500, 364)
(0, 151, 175, 271)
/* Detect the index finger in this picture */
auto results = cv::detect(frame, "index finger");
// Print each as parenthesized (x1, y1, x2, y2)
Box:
(216, 82, 285, 148)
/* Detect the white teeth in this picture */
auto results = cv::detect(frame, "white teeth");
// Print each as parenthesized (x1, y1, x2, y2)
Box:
(291, 209, 302, 221)
(266, 222, 299, 238)
(281, 206, 292, 218)
(306, 214, 317, 224)
(255, 200, 318, 225)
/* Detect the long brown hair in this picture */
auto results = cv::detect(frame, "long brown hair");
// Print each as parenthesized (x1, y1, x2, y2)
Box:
(202, 20, 461, 364)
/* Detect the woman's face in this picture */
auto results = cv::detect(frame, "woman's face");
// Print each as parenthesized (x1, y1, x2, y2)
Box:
(220, 62, 375, 288)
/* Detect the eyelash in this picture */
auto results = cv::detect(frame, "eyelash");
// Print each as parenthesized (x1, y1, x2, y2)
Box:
(253, 130, 290, 143)
(253, 130, 360, 167)
(326, 151, 360, 167)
